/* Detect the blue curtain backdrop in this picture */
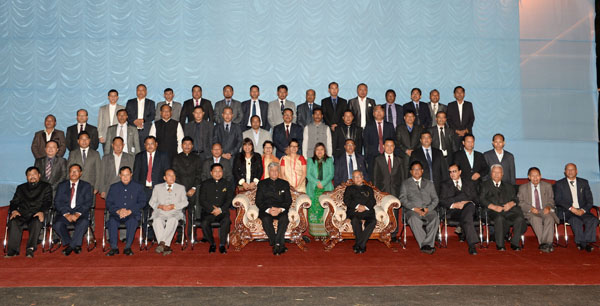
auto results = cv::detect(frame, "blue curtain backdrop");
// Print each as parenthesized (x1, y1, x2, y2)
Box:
(0, 0, 597, 203)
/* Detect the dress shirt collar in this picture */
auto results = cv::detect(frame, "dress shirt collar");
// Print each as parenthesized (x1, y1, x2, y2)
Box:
(137, 98, 145, 104)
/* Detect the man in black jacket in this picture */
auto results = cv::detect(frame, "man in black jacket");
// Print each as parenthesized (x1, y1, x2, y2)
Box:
(199, 164, 234, 254)
(343, 170, 377, 254)
(172, 137, 203, 239)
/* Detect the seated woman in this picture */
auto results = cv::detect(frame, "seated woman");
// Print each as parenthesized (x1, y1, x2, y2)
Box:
(306, 142, 334, 238)
(279, 139, 307, 193)
(261, 140, 279, 180)
(233, 138, 263, 192)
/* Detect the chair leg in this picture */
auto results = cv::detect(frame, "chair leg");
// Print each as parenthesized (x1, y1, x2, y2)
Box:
(3, 224, 8, 254)
(521, 234, 525, 248)
(443, 213, 448, 248)
(41, 224, 47, 253)
(401, 213, 407, 249)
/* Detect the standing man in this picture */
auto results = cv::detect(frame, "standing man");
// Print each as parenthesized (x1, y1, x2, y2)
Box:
(348, 83, 376, 129)
(409, 131, 449, 195)
(104, 109, 140, 155)
(54, 164, 93, 256)
(343, 170, 377, 253)
(214, 85, 243, 125)
(200, 143, 234, 182)
(333, 139, 369, 187)
(242, 116, 272, 155)
(363, 105, 395, 171)
(272, 108, 303, 158)
(483, 133, 516, 185)
(268, 84, 297, 128)
(31, 114, 66, 159)
(99, 136, 134, 199)
(402, 88, 431, 128)
(34, 140, 67, 196)
(126, 84, 156, 149)
(383, 89, 404, 129)
(321, 82, 348, 132)
(66, 109, 99, 152)
(395, 110, 423, 179)
(302, 108, 332, 158)
(67, 131, 101, 198)
(372, 139, 404, 242)
(429, 111, 456, 164)
(447, 86, 475, 148)
(212, 107, 243, 160)
(154, 88, 182, 121)
(453, 134, 488, 190)
(172, 137, 202, 225)
(180, 85, 213, 124)
(427, 89, 447, 127)
(297, 89, 320, 128)
(199, 163, 234, 254)
(183, 106, 213, 161)
(149, 104, 184, 162)
(332, 110, 363, 158)
(241, 85, 270, 131)
(98, 89, 125, 152)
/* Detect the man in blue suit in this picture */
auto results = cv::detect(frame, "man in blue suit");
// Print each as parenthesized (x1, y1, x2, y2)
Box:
(272, 108, 303, 158)
(334, 139, 369, 186)
(105, 166, 146, 256)
(126, 84, 156, 149)
(54, 164, 93, 256)
(403, 88, 432, 128)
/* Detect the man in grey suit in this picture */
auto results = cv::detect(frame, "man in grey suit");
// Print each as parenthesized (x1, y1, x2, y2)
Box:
(242, 115, 272, 155)
(104, 109, 141, 156)
(154, 88, 182, 121)
(348, 83, 376, 129)
(517, 167, 558, 253)
(399, 160, 439, 254)
(34, 140, 67, 196)
(268, 84, 297, 128)
(99, 137, 134, 199)
(201, 143, 234, 183)
(98, 89, 125, 152)
(427, 89, 447, 127)
(213, 85, 243, 125)
(212, 107, 243, 160)
(296, 89, 320, 128)
(483, 133, 516, 185)
(429, 111, 456, 164)
(67, 131, 101, 196)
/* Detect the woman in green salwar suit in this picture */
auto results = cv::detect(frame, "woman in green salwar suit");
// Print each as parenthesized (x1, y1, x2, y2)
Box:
(306, 142, 334, 237)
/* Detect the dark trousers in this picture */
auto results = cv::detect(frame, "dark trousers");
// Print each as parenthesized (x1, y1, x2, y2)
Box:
(350, 211, 377, 249)
(488, 206, 526, 247)
(260, 212, 289, 246)
(54, 215, 89, 248)
(448, 202, 479, 246)
(108, 214, 139, 249)
(200, 213, 231, 246)
(566, 211, 599, 244)
(7, 216, 43, 255)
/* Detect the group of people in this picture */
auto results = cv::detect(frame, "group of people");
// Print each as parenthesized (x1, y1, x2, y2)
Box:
(6, 82, 596, 258)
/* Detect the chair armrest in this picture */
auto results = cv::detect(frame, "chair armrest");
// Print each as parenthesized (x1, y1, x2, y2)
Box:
(288, 194, 311, 227)
(319, 193, 346, 222)
(375, 195, 401, 226)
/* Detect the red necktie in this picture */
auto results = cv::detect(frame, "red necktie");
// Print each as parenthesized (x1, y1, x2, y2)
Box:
(387, 155, 392, 174)
(378, 122, 383, 153)
(146, 153, 153, 184)
(195, 99, 199, 107)
(534, 186, 541, 209)
(70, 182, 75, 203)
(286, 125, 290, 139)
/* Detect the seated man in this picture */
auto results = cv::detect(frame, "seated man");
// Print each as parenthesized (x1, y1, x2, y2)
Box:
(554, 163, 598, 252)
(480, 164, 525, 251)
(105, 166, 147, 256)
(517, 167, 558, 253)
(399, 161, 439, 254)
(199, 163, 234, 254)
(149, 169, 188, 255)
(255, 162, 292, 255)
(343, 170, 377, 254)
(439, 164, 479, 255)
(5, 167, 53, 258)
(54, 164, 93, 256)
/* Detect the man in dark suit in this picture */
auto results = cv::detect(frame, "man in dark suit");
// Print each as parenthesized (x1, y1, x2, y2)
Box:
(5, 167, 52, 258)
(446, 86, 475, 148)
(126, 84, 156, 149)
(66, 109, 99, 152)
(201, 143, 234, 183)
(54, 164, 93, 256)
(184, 105, 213, 161)
(395, 110, 423, 179)
(429, 111, 456, 164)
(199, 163, 234, 254)
(344, 170, 377, 254)
(402, 88, 432, 128)
(480, 164, 525, 251)
(332, 110, 363, 158)
(255, 162, 292, 255)
(213, 85, 243, 125)
(241, 85, 270, 131)
(439, 163, 479, 255)
(372, 139, 404, 242)
(554, 163, 598, 252)
(172, 137, 202, 239)
(363, 105, 395, 172)
(272, 108, 303, 158)
(409, 131, 449, 195)
(453, 134, 488, 190)
(180, 85, 213, 125)
(34, 140, 67, 196)
(105, 166, 147, 256)
(427, 89, 447, 127)
(333, 139, 369, 186)
(296, 89, 320, 128)
(149, 104, 184, 162)
(31, 114, 67, 159)
(212, 106, 242, 160)
(383, 89, 404, 130)
(321, 82, 348, 132)
(483, 133, 516, 185)
(348, 83, 376, 129)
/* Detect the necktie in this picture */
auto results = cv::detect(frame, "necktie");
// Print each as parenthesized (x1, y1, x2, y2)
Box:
(347, 126, 351, 139)
(348, 155, 354, 178)
(377, 122, 383, 153)
(226, 100, 231, 107)
(534, 186, 541, 210)
(455, 180, 461, 191)
(225, 124, 230, 133)
(286, 125, 290, 139)
(433, 104, 437, 115)
(495, 182, 499, 188)
(415, 180, 421, 190)
(82, 149, 87, 165)
(70, 182, 76, 208)
(414, 103, 420, 125)
(45, 158, 52, 179)
(440, 127, 446, 150)
(387, 104, 393, 124)
(280, 100, 285, 113)
(425, 148, 433, 181)
(119, 125, 125, 138)
(167, 185, 172, 192)
(252, 101, 257, 116)
(79, 124, 84, 133)
(309, 103, 312, 113)
(570, 181, 575, 187)
(146, 153, 153, 184)
(387, 155, 392, 174)
(195, 99, 199, 107)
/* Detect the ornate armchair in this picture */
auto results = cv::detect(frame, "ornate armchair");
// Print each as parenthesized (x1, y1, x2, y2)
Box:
(319, 180, 401, 251)
(229, 186, 311, 251)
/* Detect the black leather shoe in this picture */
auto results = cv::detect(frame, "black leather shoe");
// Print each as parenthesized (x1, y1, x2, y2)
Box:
(123, 248, 134, 256)
(577, 243, 585, 251)
(510, 244, 522, 251)
(4, 252, 17, 258)
(273, 245, 280, 256)
(219, 245, 227, 254)
(73, 246, 82, 254)
(585, 244, 594, 252)
(106, 248, 119, 256)
(25, 249, 34, 258)
(209, 245, 216, 253)
(496, 246, 506, 251)
(468, 245, 478, 255)
(353, 245, 359, 253)
(62, 246, 73, 256)
(279, 246, 288, 255)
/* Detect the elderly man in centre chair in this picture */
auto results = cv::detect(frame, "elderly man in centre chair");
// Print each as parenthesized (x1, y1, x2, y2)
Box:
(343, 170, 377, 254)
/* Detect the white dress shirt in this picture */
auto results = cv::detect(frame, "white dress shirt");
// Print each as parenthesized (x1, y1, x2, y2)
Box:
(113, 152, 122, 176)
(247, 100, 263, 127)
(117, 123, 129, 153)
(495, 149, 504, 163)
(437, 125, 447, 156)
(252, 129, 260, 148)
(568, 180, 580, 209)
(148, 119, 185, 154)
(77, 123, 87, 133)
(385, 153, 394, 168)
(69, 180, 79, 209)
(44, 129, 54, 141)
(531, 183, 543, 210)
(457, 100, 464, 122)
(358, 97, 367, 128)
(347, 152, 357, 178)
(108, 103, 117, 126)
(136, 98, 146, 129)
